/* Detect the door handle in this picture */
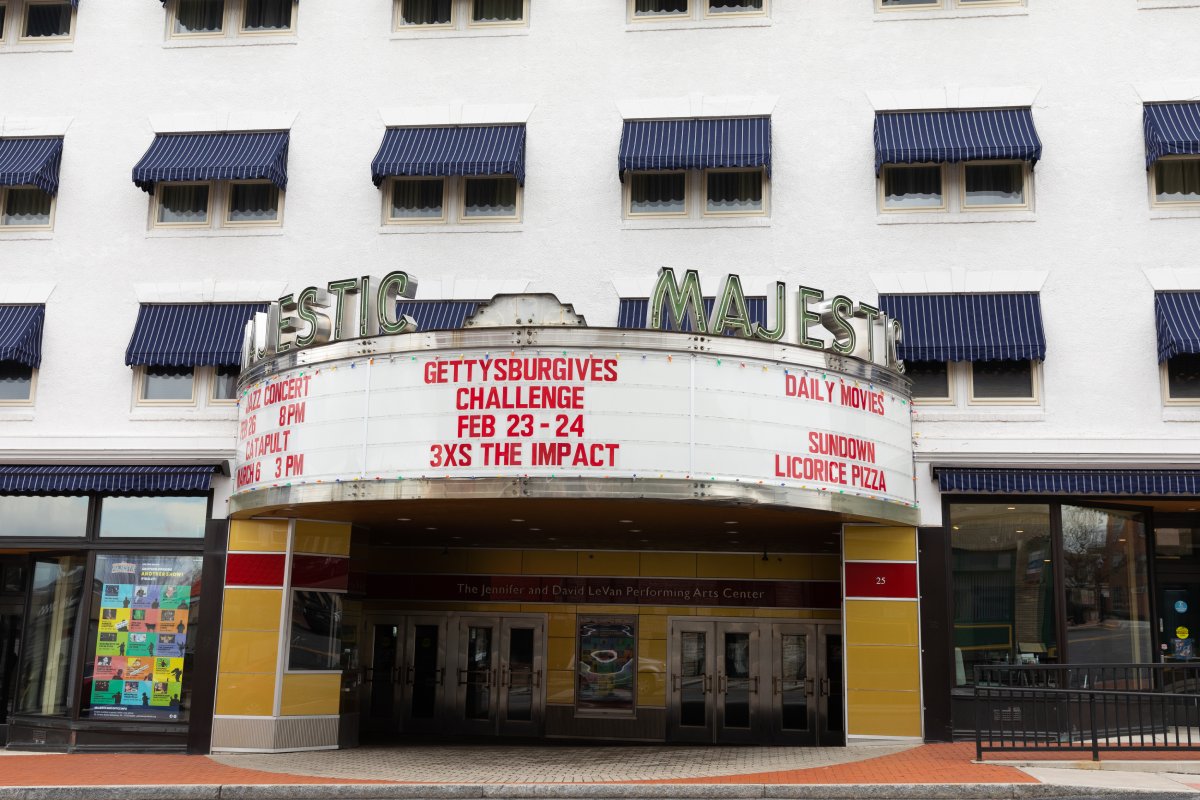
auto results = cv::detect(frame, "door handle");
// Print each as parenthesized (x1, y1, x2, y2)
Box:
(434, 667, 445, 684)
(457, 668, 469, 686)
(533, 669, 541, 688)
(404, 666, 414, 685)
(750, 675, 759, 694)
(717, 674, 727, 694)
(490, 668, 497, 687)
(672, 674, 681, 691)
(819, 678, 831, 697)
(772, 676, 780, 695)
(805, 677, 816, 696)
(500, 667, 510, 688)
(705, 673, 713, 693)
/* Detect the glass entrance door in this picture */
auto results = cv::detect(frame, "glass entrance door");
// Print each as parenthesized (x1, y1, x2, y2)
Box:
(401, 617, 446, 732)
(498, 618, 545, 736)
(771, 623, 815, 744)
(667, 620, 714, 742)
(364, 618, 403, 735)
(715, 622, 760, 743)
(453, 615, 545, 736)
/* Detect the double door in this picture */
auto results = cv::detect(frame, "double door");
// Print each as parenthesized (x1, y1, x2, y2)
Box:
(667, 619, 843, 745)
(364, 613, 544, 737)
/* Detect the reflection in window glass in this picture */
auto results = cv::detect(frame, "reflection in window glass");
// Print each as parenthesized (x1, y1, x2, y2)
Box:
(633, 0, 688, 16)
(1156, 527, 1200, 560)
(227, 183, 279, 223)
(1168, 354, 1200, 400)
(709, 0, 763, 12)
(472, 0, 522, 23)
(964, 163, 1025, 207)
(23, 2, 71, 37)
(399, 0, 452, 25)
(577, 618, 636, 715)
(156, 185, 209, 225)
(950, 503, 1056, 685)
(0, 362, 33, 401)
(289, 590, 343, 670)
(16, 555, 85, 715)
(906, 361, 949, 399)
(99, 496, 207, 538)
(243, 0, 292, 30)
(629, 173, 685, 215)
(1155, 160, 1200, 204)
(706, 170, 763, 214)
(141, 366, 195, 402)
(2, 188, 52, 227)
(1061, 505, 1152, 664)
(174, 0, 224, 33)
(212, 365, 239, 401)
(883, 165, 943, 209)
(390, 179, 444, 220)
(0, 495, 88, 537)
(463, 177, 518, 219)
(972, 360, 1033, 399)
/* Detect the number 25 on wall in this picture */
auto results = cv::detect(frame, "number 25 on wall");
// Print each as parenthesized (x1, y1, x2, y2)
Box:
(875, 576, 887, 585)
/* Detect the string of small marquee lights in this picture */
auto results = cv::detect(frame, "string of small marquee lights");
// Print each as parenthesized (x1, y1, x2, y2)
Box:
(232, 349, 918, 508)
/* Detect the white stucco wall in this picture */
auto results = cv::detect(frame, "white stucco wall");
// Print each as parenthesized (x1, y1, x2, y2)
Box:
(3, 0, 1199, 526)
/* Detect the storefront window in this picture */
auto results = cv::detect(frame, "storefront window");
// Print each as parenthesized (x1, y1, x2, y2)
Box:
(15, 555, 86, 715)
(1156, 527, 1200, 562)
(0, 496, 89, 537)
(576, 617, 636, 715)
(98, 496, 207, 538)
(1061, 505, 1152, 664)
(289, 590, 343, 671)
(950, 503, 1057, 685)
(81, 554, 202, 722)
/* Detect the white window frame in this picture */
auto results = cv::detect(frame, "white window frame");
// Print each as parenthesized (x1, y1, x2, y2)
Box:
(878, 161, 1032, 215)
(151, 180, 284, 231)
(381, 175, 521, 226)
(465, 0, 529, 28)
(624, 170, 690, 220)
(702, 167, 769, 218)
(910, 360, 1041, 407)
(960, 159, 1031, 212)
(222, 179, 285, 228)
(967, 360, 1041, 406)
(237, 0, 298, 36)
(167, 0, 298, 42)
(879, 163, 948, 214)
(168, 0, 227, 39)
(702, 0, 768, 20)
(1161, 358, 1200, 406)
(394, 0, 529, 32)
(0, 185, 56, 231)
(1150, 156, 1200, 209)
(625, 168, 770, 221)
(16, 0, 75, 43)
(0, 362, 36, 407)
(152, 182, 215, 230)
(875, 0, 1023, 11)
(906, 361, 956, 406)
(628, 0, 768, 23)
(209, 365, 241, 405)
(135, 366, 199, 408)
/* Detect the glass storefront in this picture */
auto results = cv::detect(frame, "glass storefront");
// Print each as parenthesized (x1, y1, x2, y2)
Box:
(16, 555, 86, 716)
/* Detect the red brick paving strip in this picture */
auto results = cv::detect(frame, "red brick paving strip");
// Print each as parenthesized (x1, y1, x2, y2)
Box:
(0, 754, 378, 786)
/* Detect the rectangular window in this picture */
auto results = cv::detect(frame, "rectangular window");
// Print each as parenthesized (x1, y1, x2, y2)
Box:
(0, 495, 88, 537)
(173, 0, 225, 35)
(98, 496, 208, 538)
(155, 184, 211, 227)
(1153, 158, 1200, 206)
(16, 555, 86, 715)
(0, 5, 7, 38)
(1164, 353, 1200, 402)
(21, 0, 72, 39)
(631, 0, 689, 17)
(878, 0, 1021, 9)
(949, 503, 1056, 686)
(0, 361, 34, 402)
(704, 169, 765, 216)
(906, 361, 951, 402)
(241, 0, 292, 32)
(139, 365, 196, 404)
(462, 176, 519, 220)
(2, 187, 54, 229)
(397, 0, 453, 26)
(289, 590, 343, 671)
(470, 0, 523, 24)
(576, 617, 636, 716)
(389, 177, 446, 222)
(707, 0, 764, 14)
(969, 359, 1036, 402)
(628, 172, 687, 217)
(225, 181, 280, 224)
(211, 365, 239, 402)
(881, 165, 944, 211)
(963, 162, 1027, 209)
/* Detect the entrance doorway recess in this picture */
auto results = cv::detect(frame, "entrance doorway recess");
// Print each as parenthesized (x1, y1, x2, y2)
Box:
(667, 619, 844, 745)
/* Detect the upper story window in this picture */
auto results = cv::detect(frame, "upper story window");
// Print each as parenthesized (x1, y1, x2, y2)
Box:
(167, 0, 296, 40)
(0, 138, 63, 232)
(0, 304, 44, 407)
(0, 1, 76, 46)
(877, 0, 1022, 10)
(875, 108, 1041, 218)
(1156, 292, 1200, 406)
(629, 0, 766, 21)
(394, 0, 527, 30)
(151, 179, 283, 230)
(1144, 103, 1200, 210)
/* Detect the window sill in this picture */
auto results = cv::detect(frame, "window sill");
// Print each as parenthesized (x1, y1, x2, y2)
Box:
(0, 42, 74, 54)
(0, 231, 53, 240)
(1139, 0, 1200, 8)
(874, 6, 1028, 22)
(390, 26, 529, 41)
(1150, 206, 1200, 221)
(913, 409, 1044, 422)
(625, 17, 773, 33)
(146, 227, 285, 239)
(877, 210, 1035, 225)
(622, 217, 771, 231)
(163, 36, 298, 50)
(378, 223, 523, 235)
(1163, 407, 1200, 421)
(0, 411, 34, 421)
(129, 409, 238, 422)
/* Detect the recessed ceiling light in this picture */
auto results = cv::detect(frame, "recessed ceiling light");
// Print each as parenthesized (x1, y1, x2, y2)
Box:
(629, 529, 641, 533)
(724, 521, 739, 525)
(397, 518, 411, 522)
(639, 538, 650, 543)
(529, 527, 541, 532)
(425, 526, 437, 531)
(726, 530, 738, 535)
(1190, 508, 1198, 512)
(1016, 530, 1024, 534)
(618, 519, 633, 524)
(511, 518, 524, 523)
(1007, 507, 1017, 511)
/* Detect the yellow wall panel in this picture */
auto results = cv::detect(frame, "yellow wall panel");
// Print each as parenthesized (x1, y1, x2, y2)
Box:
(754, 554, 812, 581)
(548, 636, 575, 671)
(219, 630, 279, 674)
(639, 639, 666, 674)
(846, 646, 920, 693)
(696, 608, 754, 617)
(522, 550, 578, 575)
(222, 588, 282, 632)
(577, 604, 639, 615)
(228, 520, 288, 552)
(294, 521, 351, 556)
(847, 690, 922, 738)
(753, 609, 814, 619)
(638, 614, 667, 640)
(845, 600, 920, 647)
(810, 556, 841, 581)
(639, 552, 696, 578)
(578, 551, 639, 576)
(637, 671, 666, 707)
(548, 612, 576, 639)
(547, 669, 574, 704)
(812, 610, 841, 620)
(843, 526, 917, 563)
(397, 549, 470, 574)
(697, 553, 753, 578)
(280, 673, 341, 716)
(215, 673, 275, 716)
(465, 549, 523, 575)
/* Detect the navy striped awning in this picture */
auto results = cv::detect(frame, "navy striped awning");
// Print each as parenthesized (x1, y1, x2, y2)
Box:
(873, 109, 1042, 175)
(0, 465, 214, 495)
(1156, 292, 1200, 362)
(397, 301, 480, 331)
(618, 117, 771, 180)
(937, 467, 1200, 496)
(0, 138, 64, 196)
(618, 297, 768, 334)
(1144, 103, 1200, 168)
(879, 293, 1046, 363)
(131, 131, 290, 193)
(124, 303, 267, 368)
(0, 305, 45, 369)
(371, 126, 527, 186)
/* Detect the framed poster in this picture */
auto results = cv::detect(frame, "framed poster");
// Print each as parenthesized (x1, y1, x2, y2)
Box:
(576, 617, 636, 716)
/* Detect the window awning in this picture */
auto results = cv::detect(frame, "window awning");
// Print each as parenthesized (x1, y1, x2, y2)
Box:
(937, 467, 1200, 496)
(0, 138, 64, 196)
(1144, 103, 1200, 168)
(0, 305, 45, 369)
(371, 126, 527, 186)
(618, 117, 771, 180)
(397, 300, 480, 331)
(878, 293, 1046, 363)
(873, 109, 1042, 175)
(124, 303, 268, 368)
(131, 131, 290, 194)
(618, 297, 768, 333)
(1155, 292, 1200, 362)
(0, 465, 214, 495)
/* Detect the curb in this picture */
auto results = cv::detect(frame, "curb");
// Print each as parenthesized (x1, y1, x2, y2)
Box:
(0, 785, 1193, 800)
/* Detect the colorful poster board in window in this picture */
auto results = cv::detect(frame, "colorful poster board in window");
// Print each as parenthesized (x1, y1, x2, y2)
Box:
(89, 554, 200, 721)
(576, 618, 636, 715)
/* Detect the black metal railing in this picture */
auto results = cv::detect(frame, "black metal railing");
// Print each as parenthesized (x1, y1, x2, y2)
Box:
(974, 663, 1200, 760)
